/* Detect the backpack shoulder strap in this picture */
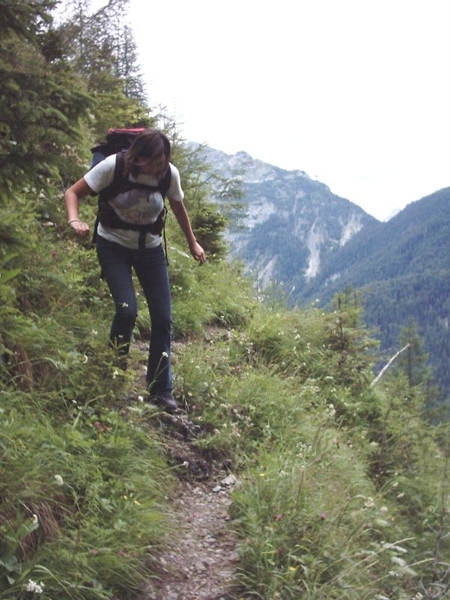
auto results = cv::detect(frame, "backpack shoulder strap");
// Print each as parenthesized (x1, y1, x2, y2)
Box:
(92, 152, 126, 243)
(108, 150, 127, 196)
(159, 165, 172, 198)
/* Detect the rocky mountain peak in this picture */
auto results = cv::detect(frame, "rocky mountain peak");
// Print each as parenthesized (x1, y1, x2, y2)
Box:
(195, 144, 375, 295)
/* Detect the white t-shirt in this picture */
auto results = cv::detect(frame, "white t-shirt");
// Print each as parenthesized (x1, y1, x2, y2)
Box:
(84, 154, 184, 249)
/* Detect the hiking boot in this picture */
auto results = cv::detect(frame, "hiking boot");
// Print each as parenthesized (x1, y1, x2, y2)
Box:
(149, 394, 180, 413)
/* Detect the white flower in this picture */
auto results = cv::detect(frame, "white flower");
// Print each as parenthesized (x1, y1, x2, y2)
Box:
(391, 556, 407, 567)
(364, 497, 375, 509)
(54, 474, 64, 486)
(26, 579, 44, 593)
(161, 351, 168, 358)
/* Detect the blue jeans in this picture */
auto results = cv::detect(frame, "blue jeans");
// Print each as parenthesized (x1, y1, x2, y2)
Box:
(96, 236, 172, 395)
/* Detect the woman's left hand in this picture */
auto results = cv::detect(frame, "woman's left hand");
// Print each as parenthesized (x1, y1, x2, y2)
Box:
(190, 241, 206, 264)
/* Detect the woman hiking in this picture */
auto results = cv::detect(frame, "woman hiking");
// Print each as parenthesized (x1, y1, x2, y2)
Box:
(64, 129, 206, 412)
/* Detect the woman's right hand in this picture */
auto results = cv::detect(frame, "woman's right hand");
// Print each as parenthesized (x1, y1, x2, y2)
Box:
(69, 219, 90, 237)
(65, 178, 93, 239)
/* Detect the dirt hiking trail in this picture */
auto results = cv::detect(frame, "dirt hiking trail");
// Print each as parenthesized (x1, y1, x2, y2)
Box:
(139, 411, 243, 600)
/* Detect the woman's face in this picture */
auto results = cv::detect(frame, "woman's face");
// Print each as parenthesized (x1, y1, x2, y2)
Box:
(135, 153, 166, 176)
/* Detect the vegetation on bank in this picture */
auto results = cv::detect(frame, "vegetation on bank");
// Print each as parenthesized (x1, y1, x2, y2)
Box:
(1, 1, 449, 599)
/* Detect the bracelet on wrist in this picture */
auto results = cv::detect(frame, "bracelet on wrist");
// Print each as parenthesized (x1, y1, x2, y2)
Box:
(68, 219, 81, 225)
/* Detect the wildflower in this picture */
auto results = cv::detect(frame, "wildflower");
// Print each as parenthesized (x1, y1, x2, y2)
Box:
(388, 570, 402, 578)
(391, 556, 407, 567)
(31, 514, 38, 525)
(25, 580, 44, 594)
(381, 541, 408, 553)
(82, 354, 89, 364)
(137, 395, 144, 402)
(54, 474, 64, 486)
(112, 369, 119, 379)
(161, 351, 168, 358)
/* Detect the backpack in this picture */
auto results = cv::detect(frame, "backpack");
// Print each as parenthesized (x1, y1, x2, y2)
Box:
(90, 128, 172, 249)
(90, 128, 146, 168)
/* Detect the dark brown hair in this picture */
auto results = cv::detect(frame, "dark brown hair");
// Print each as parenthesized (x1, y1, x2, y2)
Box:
(123, 129, 171, 179)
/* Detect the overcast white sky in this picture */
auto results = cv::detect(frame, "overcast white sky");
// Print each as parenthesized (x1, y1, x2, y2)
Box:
(129, 0, 450, 221)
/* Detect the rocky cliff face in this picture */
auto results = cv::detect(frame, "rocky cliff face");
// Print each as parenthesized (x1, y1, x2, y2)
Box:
(195, 145, 377, 295)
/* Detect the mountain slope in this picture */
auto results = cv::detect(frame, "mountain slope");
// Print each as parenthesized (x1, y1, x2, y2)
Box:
(197, 145, 377, 291)
(302, 187, 450, 303)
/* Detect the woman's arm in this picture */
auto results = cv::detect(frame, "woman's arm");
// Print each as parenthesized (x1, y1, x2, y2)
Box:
(169, 198, 206, 264)
(64, 178, 93, 238)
